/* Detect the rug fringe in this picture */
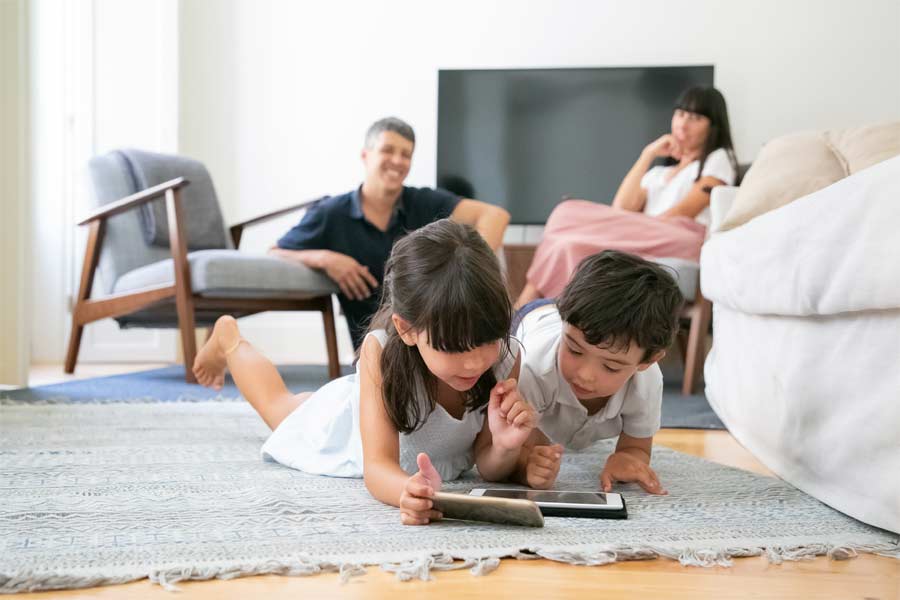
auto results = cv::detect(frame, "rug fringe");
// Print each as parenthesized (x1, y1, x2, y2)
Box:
(2, 540, 898, 593)
(379, 553, 501, 581)
(146, 557, 367, 592)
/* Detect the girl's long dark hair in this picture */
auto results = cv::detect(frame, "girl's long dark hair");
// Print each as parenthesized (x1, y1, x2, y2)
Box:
(668, 86, 739, 182)
(366, 219, 512, 433)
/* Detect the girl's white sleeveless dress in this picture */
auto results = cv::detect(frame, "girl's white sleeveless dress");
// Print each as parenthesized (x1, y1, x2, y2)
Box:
(261, 330, 519, 482)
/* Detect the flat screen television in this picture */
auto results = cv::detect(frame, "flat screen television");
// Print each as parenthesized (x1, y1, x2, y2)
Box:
(437, 65, 714, 224)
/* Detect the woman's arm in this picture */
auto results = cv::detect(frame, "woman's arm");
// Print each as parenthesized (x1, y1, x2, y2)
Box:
(611, 153, 654, 212)
(612, 134, 679, 212)
(659, 176, 727, 220)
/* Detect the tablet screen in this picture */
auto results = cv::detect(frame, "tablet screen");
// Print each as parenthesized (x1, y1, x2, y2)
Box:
(479, 489, 616, 506)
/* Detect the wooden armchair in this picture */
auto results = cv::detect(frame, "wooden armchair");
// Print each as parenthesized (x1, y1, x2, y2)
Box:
(66, 149, 341, 383)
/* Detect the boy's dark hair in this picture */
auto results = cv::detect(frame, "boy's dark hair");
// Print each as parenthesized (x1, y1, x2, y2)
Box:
(557, 250, 684, 362)
(367, 219, 511, 433)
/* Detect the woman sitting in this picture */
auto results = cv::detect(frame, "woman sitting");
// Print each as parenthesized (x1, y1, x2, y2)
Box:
(515, 86, 738, 308)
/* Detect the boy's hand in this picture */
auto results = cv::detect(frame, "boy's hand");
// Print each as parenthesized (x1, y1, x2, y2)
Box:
(487, 379, 537, 451)
(600, 451, 667, 495)
(525, 444, 564, 489)
(399, 453, 443, 525)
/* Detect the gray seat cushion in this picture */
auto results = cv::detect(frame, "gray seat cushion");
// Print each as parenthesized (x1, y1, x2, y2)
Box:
(113, 250, 339, 298)
(651, 257, 699, 302)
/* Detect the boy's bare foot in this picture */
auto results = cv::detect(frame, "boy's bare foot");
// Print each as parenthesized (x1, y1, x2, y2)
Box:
(193, 315, 242, 390)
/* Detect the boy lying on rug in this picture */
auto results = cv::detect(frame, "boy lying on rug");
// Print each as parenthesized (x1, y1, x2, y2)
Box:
(193, 220, 542, 525)
(514, 251, 684, 496)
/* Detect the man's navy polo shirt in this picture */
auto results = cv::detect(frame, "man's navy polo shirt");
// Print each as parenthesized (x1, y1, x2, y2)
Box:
(277, 185, 461, 349)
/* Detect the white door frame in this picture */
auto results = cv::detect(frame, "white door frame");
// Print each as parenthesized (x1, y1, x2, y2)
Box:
(30, 0, 180, 365)
(0, 0, 29, 387)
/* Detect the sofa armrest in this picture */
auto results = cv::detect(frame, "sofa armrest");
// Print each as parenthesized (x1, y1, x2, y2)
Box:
(708, 185, 739, 234)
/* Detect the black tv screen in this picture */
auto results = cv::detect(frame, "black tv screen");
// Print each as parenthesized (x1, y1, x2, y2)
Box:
(437, 66, 714, 224)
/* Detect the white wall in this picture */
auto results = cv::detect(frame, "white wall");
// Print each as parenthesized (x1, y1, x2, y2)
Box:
(29, 0, 180, 365)
(179, 0, 900, 363)
(0, 0, 28, 386)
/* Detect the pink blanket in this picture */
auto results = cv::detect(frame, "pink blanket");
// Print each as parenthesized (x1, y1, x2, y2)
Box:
(527, 200, 705, 298)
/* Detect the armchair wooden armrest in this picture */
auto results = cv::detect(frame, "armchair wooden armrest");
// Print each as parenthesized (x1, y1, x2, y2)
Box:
(229, 197, 323, 248)
(77, 177, 189, 226)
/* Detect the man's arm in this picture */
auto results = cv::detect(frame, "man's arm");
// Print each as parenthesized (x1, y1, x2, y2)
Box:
(450, 199, 510, 251)
(268, 247, 377, 301)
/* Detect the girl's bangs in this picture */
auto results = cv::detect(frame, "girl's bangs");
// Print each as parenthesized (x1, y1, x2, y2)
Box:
(424, 301, 510, 354)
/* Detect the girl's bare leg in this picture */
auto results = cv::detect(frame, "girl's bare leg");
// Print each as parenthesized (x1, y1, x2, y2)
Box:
(193, 315, 311, 430)
(513, 281, 542, 310)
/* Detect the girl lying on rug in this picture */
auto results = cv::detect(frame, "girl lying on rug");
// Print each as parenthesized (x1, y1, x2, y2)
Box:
(516, 251, 684, 496)
(193, 219, 538, 525)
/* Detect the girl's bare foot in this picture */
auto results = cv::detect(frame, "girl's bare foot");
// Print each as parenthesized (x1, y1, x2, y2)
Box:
(192, 315, 242, 390)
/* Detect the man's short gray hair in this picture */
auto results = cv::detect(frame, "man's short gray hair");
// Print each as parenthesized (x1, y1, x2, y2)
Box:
(365, 117, 415, 148)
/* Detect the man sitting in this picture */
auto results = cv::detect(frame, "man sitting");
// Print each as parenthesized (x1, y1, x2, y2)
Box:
(270, 117, 510, 349)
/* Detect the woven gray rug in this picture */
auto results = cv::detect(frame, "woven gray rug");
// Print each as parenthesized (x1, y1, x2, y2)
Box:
(1, 400, 897, 594)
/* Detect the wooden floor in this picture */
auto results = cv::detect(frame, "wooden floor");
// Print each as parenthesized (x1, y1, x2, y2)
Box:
(14, 365, 900, 600)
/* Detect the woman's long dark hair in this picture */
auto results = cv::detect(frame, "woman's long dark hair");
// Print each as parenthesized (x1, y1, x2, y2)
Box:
(668, 86, 739, 182)
(366, 219, 512, 433)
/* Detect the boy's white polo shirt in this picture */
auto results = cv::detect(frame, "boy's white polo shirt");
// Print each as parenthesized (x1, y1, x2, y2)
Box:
(516, 306, 663, 450)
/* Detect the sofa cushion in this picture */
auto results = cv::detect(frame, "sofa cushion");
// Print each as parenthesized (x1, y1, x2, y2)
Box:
(112, 250, 339, 298)
(719, 121, 900, 232)
(826, 121, 900, 173)
(718, 132, 846, 232)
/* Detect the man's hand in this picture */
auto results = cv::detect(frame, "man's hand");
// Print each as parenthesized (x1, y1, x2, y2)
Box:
(600, 451, 667, 495)
(487, 379, 536, 451)
(322, 251, 378, 301)
(399, 453, 443, 525)
(525, 444, 563, 489)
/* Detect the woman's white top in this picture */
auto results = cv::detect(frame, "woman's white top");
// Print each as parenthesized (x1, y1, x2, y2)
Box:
(260, 329, 519, 482)
(640, 147, 736, 227)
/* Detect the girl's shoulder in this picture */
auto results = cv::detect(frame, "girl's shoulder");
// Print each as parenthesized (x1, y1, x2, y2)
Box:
(364, 329, 389, 348)
(357, 329, 389, 372)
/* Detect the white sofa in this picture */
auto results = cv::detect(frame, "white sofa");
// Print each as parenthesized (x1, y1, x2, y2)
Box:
(701, 154, 900, 534)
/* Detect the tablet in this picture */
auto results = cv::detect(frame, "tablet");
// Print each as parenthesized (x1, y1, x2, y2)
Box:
(432, 491, 545, 527)
(469, 488, 627, 519)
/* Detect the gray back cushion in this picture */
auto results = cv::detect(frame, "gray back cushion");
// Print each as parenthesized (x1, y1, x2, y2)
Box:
(87, 150, 233, 294)
(118, 149, 230, 250)
(88, 152, 172, 294)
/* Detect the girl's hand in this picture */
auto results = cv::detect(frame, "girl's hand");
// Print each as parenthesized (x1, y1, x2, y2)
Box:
(599, 451, 667, 495)
(642, 134, 682, 161)
(487, 379, 537, 451)
(525, 443, 564, 489)
(399, 453, 443, 525)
